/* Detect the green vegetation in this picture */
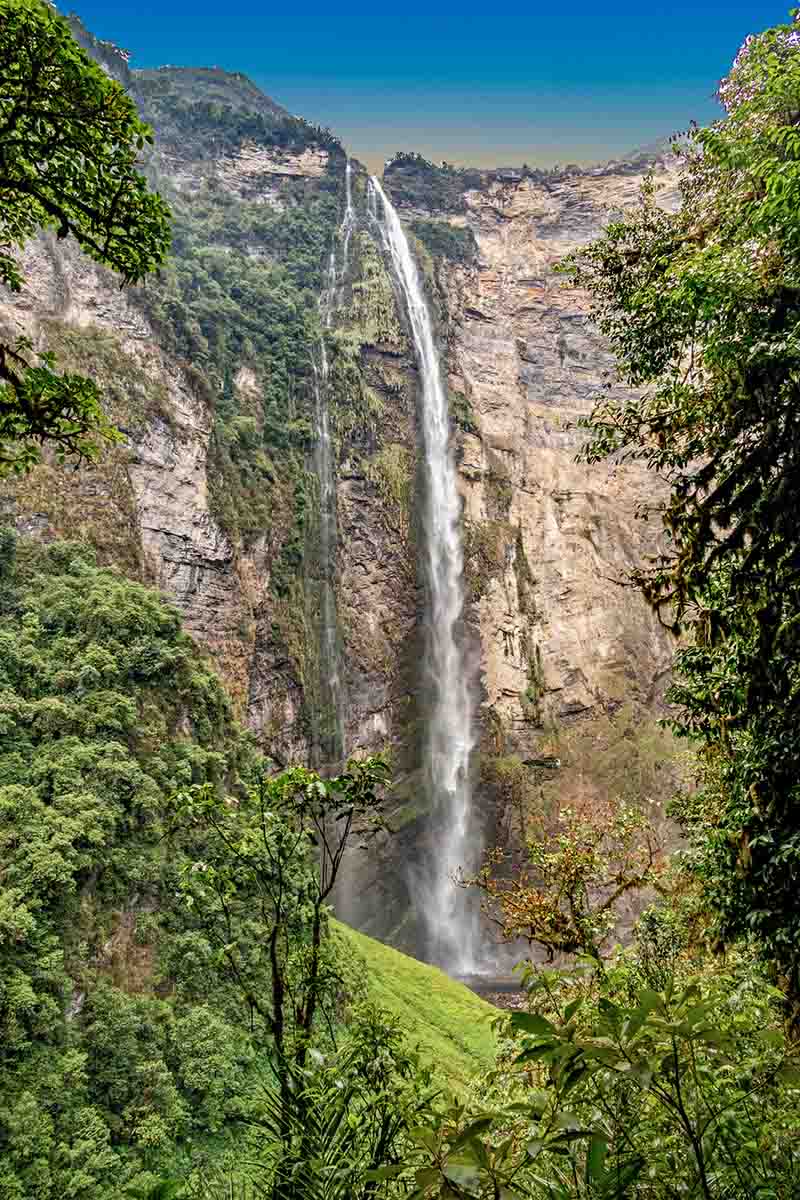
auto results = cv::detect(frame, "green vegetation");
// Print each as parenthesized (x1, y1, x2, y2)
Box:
(0, 533, 258, 1196)
(364, 444, 413, 539)
(467, 797, 663, 965)
(134, 175, 341, 546)
(334, 921, 497, 1092)
(409, 218, 478, 265)
(519, 640, 545, 725)
(561, 8, 800, 1019)
(384, 153, 483, 213)
(402, 949, 800, 1199)
(463, 518, 509, 603)
(215, 1006, 437, 1200)
(170, 758, 389, 1076)
(485, 462, 514, 519)
(451, 388, 479, 435)
(0, 324, 147, 570)
(346, 231, 405, 347)
(109, 71, 356, 728)
(39, 320, 173, 434)
(547, 707, 683, 828)
(135, 67, 339, 160)
(325, 230, 408, 463)
(0, 0, 170, 472)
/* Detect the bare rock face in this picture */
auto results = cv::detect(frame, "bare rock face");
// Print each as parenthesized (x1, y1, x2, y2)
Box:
(0, 234, 259, 712)
(218, 144, 329, 191)
(382, 161, 680, 765)
(170, 143, 331, 204)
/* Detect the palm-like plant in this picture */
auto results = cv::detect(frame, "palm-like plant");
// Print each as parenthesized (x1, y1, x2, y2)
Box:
(199, 1007, 434, 1200)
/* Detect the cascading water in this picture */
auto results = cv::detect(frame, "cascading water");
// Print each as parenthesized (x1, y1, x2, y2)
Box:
(368, 177, 480, 974)
(311, 161, 355, 764)
(340, 161, 355, 293)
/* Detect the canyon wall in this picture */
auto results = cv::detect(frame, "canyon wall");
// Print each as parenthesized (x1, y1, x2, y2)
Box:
(0, 21, 681, 945)
(384, 158, 680, 750)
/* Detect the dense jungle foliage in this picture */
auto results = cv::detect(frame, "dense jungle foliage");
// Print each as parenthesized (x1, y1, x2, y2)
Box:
(3, 3, 800, 1198)
(0, 536, 270, 1192)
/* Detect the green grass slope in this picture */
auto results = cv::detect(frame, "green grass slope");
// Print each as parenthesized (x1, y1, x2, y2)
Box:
(334, 921, 498, 1091)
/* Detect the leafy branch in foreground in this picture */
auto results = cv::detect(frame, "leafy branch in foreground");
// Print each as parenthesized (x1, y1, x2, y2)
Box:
(170, 757, 389, 1089)
(461, 799, 664, 967)
(402, 964, 800, 1199)
(206, 1008, 436, 1200)
(169, 757, 433, 1200)
(0, 335, 122, 472)
(0, 0, 171, 470)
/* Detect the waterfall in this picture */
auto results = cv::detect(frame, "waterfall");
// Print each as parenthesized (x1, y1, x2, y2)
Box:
(311, 160, 355, 765)
(341, 161, 355, 289)
(368, 177, 480, 974)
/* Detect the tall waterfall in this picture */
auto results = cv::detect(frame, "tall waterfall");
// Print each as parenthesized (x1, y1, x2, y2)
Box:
(340, 161, 355, 290)
(311, 161, 355, 764)
(368, 177, 480, 974)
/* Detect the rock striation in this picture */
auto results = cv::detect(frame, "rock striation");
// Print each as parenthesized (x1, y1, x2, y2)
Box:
(421, 164, 680, 750)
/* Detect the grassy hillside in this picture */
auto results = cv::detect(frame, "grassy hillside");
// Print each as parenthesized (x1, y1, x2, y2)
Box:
(333, 921, 498, 1091)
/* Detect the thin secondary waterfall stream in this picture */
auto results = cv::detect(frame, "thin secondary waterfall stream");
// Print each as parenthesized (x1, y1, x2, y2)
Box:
(312, 162, 355, 764)
(368, 177, 480, 974)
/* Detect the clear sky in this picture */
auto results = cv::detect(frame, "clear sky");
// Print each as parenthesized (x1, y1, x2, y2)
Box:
(72, 1, 790, 173)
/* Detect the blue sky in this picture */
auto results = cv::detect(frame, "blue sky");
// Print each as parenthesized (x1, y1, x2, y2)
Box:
(73, 1, 791, 171)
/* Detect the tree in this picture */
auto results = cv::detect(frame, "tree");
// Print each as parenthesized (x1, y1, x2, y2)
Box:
(170, 757, 399, 1199)
(0, 0, 171, 471)
(558, 12, 800, 1017)
(170, 759, 389, 1098)
(222, 1006, 435, 1200)
(463, 799, 663, 968)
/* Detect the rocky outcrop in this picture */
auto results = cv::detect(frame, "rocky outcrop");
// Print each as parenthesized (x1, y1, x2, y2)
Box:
(0, 233, 258, 707)
(0, 58, 341, 742)
(180, 144, 331, 204)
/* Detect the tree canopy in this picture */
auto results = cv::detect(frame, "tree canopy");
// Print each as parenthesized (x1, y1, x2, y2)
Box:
(560, 11, 800, 1014)
(0, 0, 171, 472)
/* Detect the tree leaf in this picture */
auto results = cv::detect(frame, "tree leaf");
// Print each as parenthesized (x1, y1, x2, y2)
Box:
(585, 1135, 608, 1185)
(510, 1011, 556, 1037)
(449, 1116, 496, 1153)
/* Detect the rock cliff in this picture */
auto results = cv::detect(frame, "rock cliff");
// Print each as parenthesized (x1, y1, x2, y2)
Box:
(0, 19, 682, 949)
(383, 158, 681, 748)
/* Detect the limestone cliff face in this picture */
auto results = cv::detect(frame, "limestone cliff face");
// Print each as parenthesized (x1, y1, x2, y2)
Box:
(0, 28, 349, 769)
(329, 162, 684, 939)
(0, 21, 682, 947)
(382, 160, 680, 762)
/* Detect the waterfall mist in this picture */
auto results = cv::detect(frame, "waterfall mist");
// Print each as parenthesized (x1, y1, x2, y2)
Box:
(368, 176, 481, 974)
